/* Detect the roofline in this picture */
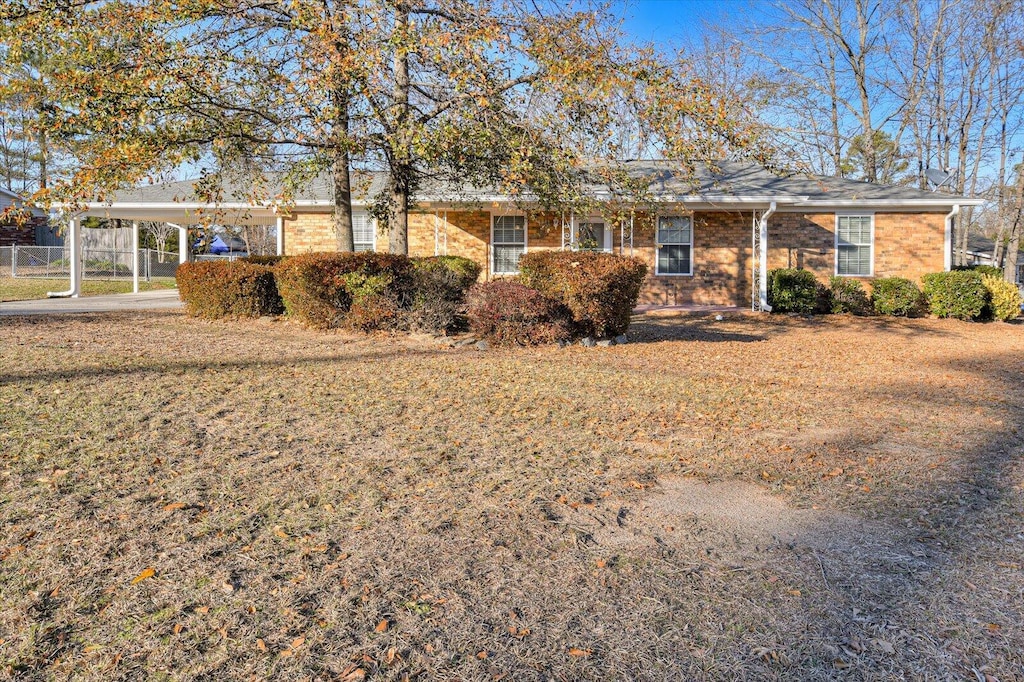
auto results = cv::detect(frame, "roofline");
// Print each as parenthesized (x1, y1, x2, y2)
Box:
(74, 194, 983, 216)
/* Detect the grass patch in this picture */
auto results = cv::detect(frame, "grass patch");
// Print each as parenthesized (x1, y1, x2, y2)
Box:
(0, 277, 176, 302)
(0, 311, 1021, 679)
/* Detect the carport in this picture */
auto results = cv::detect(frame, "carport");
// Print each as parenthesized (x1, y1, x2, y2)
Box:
(52, 199, 283, 298)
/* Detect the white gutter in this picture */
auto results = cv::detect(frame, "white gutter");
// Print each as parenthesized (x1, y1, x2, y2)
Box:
(793, 198, 984, 208)
(944, 204, 960, 271)
(47, 216, 82, 298)
(758, 201, 777, 312)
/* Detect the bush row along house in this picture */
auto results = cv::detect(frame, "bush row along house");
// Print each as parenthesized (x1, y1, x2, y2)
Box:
(71, 161, 980, 308)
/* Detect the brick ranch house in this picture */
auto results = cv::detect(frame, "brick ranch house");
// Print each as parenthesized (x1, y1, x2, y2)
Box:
(71, 161, 980, 308)
(1, 187, 48, 247)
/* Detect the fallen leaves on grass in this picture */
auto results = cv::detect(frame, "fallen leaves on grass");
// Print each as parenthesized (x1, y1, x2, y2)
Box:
(131, 567, 155, 585)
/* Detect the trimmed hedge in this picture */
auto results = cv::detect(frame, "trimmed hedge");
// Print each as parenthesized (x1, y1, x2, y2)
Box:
(871, 277, 924, 317)
(982, 274, 1022, 321)
(242, 255, 288, 266)
(408, 256, 481, 333)
(922, 270, 989, 320)
(767, 268, 819, 314)
(518, 251, 647, 338)
(176, 260, 284, 319)
(828, 276, 870, 315)
(275, 252, 415, 330)
(954, 264, 1003, 278)
(466, 281, 574, 346)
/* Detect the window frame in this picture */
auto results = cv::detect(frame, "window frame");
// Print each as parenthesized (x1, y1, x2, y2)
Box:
(834, 213, 874, 277)
(573, 217, 612, 252)
(491, 212, 528, 275)
(655, 214, 694, 277)
(353, 210, 376, 252)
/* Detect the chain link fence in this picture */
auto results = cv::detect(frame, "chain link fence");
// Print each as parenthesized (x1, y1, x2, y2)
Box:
(0, 246, 179, 281)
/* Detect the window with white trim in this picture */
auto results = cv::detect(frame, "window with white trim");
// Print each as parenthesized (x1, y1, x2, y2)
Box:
(576, 221, 608, 251)
(353, 212, 375, 252)
(492, 215, 526, 274)
(836, 215, 872, 276)
(656, 215, 692, 275)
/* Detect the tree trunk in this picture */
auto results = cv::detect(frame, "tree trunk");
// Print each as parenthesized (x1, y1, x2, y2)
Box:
(389, 172, 409, 255)
(1004, 167, 1024, 283)
(388, 0, 411, 255)
(332, 92, 354, 252)
(38, 126, 47, 189)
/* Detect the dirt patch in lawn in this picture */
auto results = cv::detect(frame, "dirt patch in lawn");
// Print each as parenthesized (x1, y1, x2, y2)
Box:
(0, 310, 1022, 680)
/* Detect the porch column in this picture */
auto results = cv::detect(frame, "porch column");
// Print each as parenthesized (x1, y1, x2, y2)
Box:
(131, 221, 140, 293)
(276, 216, 284, 256)
(177, 224, 188, 265)
(47, 216, 82, 297)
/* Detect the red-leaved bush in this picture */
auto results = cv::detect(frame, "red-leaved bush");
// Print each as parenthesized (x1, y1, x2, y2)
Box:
(274, 252, 415, 330)
(176, 261, 283, 319)
(518, 251, 647, 338)
(466, 281, 574, 346)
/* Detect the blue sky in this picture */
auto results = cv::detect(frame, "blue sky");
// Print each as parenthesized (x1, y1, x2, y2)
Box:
(613, 0, 762, 47)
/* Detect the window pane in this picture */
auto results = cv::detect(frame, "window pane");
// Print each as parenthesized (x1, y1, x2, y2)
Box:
(494, 216, 525, 243)
(494, 244, 524, 273)
(578, 222, 605, 250)
(837, 245, 870, 275)
(658, 216, 691, 245)
(353, 213, 374, 250)
(658, 244, 691, 274)
(838, 216, 870, 245)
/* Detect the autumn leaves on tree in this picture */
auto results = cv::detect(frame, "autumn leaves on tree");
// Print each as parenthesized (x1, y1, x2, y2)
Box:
(0, 0, 767, 252)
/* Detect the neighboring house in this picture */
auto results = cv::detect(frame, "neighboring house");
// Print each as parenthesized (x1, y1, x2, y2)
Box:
(0, 187, 47, 247)
(964, 233, 1023, 283)
(73, 160, 980, 308)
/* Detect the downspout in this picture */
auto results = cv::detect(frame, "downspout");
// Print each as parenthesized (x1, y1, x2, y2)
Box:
(47, 215, 82, 298)
(758, 201, 777, 312)
(944, 204, 959, 271)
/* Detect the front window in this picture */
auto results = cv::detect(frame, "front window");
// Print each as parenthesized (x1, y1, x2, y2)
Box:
(353, 212, 375, 252)
(492, 215, 526, 274)
(577, 221, 607, 251)
(656, 216, 692, 275)
(836, 215, 872, 276)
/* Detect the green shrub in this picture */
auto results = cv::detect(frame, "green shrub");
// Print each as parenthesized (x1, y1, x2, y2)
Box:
(981, 274, 1022, 321)
(176, 260, 284, 319)
(921, 270, 990, 320)
(871, 277, 924, 316)
(767, 268, 819, 314)
(954, 264, 1003, 278)
(338, 271, 402, 332)
(466, 281, 574, 346)
(827, 277, 870, 314)
(407, 256, 482, 333)
(518, 251, 647, 338)
(274, 252, 415, 329)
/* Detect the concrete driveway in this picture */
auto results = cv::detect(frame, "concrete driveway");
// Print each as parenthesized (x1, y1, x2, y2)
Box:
(0, 289, 183, 316)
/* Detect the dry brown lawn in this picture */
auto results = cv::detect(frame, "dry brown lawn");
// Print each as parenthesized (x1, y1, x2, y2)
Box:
(1, 310, 1022, 680)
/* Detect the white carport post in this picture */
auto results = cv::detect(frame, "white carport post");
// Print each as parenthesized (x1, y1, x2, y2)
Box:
(177, 224, 188, 265)
(47, 215, 82, 298)
(131, 221, 140, 293)
(276, 216, 284, 256)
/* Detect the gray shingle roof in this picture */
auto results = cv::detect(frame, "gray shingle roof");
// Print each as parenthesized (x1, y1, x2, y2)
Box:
(102, 160, 974, 208)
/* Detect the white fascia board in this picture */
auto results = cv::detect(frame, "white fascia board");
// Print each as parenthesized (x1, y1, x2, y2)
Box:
(789, 198, 984, 209)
